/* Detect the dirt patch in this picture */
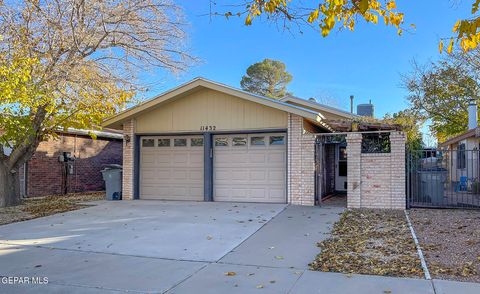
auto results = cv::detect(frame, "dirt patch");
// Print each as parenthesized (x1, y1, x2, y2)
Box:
(310, 209, 423, 278)
(0, 192, 104, 225)
(409, 209, 480, 283)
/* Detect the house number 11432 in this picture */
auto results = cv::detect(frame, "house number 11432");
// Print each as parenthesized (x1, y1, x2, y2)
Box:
(200, 126, 216, 131)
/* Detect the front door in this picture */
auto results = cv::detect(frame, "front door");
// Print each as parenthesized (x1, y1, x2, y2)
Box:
(335, 145, 347, 191)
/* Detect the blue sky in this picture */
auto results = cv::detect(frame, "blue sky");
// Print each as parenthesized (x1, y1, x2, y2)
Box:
(141, 1, 472, 145)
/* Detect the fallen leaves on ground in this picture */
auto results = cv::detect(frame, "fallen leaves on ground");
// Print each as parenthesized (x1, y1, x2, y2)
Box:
(0, 192, 104, 225)
(409, 209, 480, 283)
(310, 209, 423, 278)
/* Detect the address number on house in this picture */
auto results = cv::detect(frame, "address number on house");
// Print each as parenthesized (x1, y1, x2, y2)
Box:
(200, 125, 216, 131)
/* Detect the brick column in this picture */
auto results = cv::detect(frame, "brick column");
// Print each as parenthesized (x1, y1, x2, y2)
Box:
(300, 134, 316, 206)
(287, 114, 315, 206)
(122, 119, 135, 200)
(346, 133, 362, 208)
(390, 131, 406, 209)
(288, 114, 302, 204)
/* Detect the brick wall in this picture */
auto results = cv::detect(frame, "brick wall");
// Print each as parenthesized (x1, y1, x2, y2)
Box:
(346, 131, 406, 209)
(122, 119, 135, 200)
(288, 114, 315, 206)
(24, 133, 122, 197)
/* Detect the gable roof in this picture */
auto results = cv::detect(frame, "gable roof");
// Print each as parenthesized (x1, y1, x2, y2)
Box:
(103, 77, 329, 130)
(280, 95, 358, 119)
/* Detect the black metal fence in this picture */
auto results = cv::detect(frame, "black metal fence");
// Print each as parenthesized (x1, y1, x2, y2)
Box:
(407, 149, 480, 209)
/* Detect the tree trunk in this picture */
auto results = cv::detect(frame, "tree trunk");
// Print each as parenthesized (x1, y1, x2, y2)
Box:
(0, 162, 21, 208)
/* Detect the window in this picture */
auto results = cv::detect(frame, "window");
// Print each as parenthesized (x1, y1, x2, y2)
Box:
(250, 136, 265, 146)
(174, 138, 187, 147)
(215, 137, 228, 146)
(191, 138, 204, 147)
(158, 139, 170, 147)
(269, 136, 285, 145)
(142, 139, 155, 147)
(457, 143, 466, 169)
(339, 147, 347, 161)
(361, 133, 391, 153)
(232, 137, 247, 146)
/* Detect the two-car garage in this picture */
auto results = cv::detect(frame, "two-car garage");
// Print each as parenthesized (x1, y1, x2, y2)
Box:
(139, 133, 286, 203)
(103, 78, 327, 204)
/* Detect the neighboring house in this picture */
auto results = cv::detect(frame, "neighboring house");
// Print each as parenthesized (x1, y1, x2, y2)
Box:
(438, 101, 479, 185)
(9, 129, 123, 197)
(103, 77, 405, 209)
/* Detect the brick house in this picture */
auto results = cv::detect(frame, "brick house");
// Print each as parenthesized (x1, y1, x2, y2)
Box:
(16, 129, 123, 197)
(102, 78, 406, 209)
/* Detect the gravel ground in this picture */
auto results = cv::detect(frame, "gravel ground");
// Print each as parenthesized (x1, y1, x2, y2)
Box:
(409, 209, 480, 283)
(310, 209, 424, 278)
(0, 192, 104, 225)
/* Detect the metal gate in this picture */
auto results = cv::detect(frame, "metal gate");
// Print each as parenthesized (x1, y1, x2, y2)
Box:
(407, 149, 480, 209)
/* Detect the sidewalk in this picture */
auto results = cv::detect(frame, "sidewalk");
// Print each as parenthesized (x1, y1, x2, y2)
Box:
(165, 263, 480, 294)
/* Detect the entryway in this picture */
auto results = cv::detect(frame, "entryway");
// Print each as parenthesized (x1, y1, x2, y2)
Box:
(315, 134, 348, 205)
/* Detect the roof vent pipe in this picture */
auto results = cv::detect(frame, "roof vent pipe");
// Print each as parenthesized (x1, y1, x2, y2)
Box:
(468, 99, 478, 130)
(350, 95, 354, 114)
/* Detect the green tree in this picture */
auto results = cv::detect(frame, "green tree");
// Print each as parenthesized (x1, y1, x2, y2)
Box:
(240, 59, 292, 98)
(403, 52, 479, 143)
(383, 110, 425, 151)
(0, 0, 193, 207)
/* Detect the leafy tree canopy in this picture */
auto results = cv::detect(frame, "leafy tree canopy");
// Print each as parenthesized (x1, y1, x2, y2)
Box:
(403, 49, 480, 143)
(383, 109, 425, 151)
(240, 59, 292, 98)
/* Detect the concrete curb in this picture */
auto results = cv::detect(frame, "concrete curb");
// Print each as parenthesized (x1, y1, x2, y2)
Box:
(405, 210, 431, 280)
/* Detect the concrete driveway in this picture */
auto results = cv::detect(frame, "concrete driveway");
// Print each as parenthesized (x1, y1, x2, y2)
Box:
(1, 200, 479, 294)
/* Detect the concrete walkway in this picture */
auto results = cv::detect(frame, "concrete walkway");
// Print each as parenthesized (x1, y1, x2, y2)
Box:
(0, 201, 479, 293)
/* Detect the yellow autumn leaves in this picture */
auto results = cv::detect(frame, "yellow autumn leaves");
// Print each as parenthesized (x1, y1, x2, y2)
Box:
(245, 0, 404, 37)
(440, 9, 480, 54)
(243, 0, 480, 54)
(304, 0, 404, 37)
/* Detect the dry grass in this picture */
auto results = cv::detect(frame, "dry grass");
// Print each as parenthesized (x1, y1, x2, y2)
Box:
(409, 209, 480, 283)
(310, 209, 424, 278)
(0, 192, 104, 225)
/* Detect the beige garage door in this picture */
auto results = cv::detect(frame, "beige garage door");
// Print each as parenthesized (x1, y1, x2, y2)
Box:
(140, 136, 204, 201)
(213, 133, 286, 203)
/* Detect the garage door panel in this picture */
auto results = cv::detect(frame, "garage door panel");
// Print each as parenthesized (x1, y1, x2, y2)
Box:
(189, 170, 203, 181)
(268, 170, 285, 181)
(213, 133, 286, 203)
(156, 169, 172, 180)
(249, 188, 267, 199)
(214, 169, 230, 181)
(141, 186, 170, 198)
(249, 153, 267, 164)
(172, 170, 188, 181)
(140, 136, 204, 201)
(249, 170, 266, 180)
(269, 188, 285, 198)
(156, 154, 172, 164)
(268, 152, 286, 163)
(231, 169, 250, 180)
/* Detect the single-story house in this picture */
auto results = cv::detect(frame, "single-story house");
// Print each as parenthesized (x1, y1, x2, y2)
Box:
(438, 100, 479, 187)
(7, 129, 123, 197)
(103, 78, 406, 209)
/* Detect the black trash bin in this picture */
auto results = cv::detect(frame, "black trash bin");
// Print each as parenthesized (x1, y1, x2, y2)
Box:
(101, 164, 123, 200)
